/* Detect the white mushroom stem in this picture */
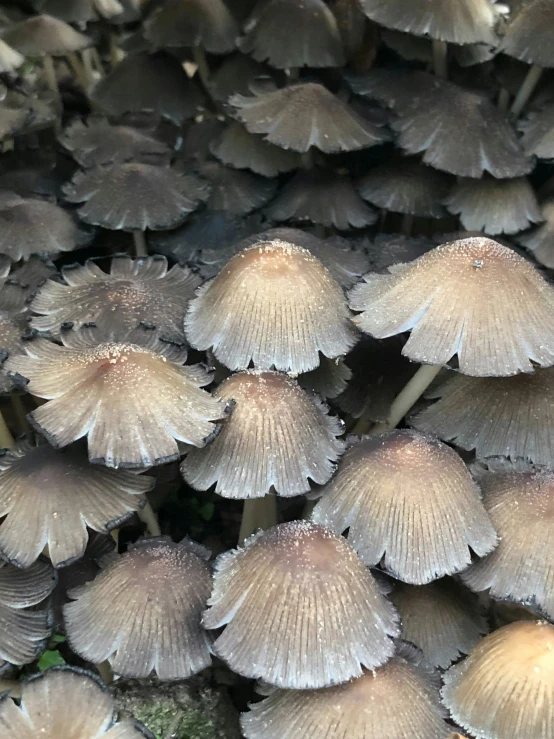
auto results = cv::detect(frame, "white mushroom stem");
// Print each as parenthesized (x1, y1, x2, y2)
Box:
(67, 52, 92, 91)
(0, 411, 14, 449)
(192, 46, 211, 91)
(239, 496, 278, 544)
(43, 54, 60, 102)
(133, 231, 148, 257)
(96, 661, 114, 685)
(432, 40, 448, 79)
(511, 64, 543, 117)
(137, 499, 161, 537)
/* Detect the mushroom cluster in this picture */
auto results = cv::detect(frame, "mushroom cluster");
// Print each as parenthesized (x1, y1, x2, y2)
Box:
(0, 2, 552, 739)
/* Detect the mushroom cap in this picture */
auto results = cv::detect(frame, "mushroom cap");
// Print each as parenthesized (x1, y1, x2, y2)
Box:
(198, 160, 277, 215)
(0, 38, 24, 74)
(311, 430, 497, 584)
(349, 237, 554, 377)
(519, 196, 554, 268)
(0, 667, 152, 738)
(1, 14, 91, 56)
(5, 329, 228, 468)
(33, 0, 101, 24)
(441, 620, 554, 739)
(411, 367, 554, 466)
(144, 0, 238, 53)
(241, 645, 449, 739)
(500, 0, 554, 68)
(210, 53, 273, 103)
(357, 157, 452, 218)
(365, 233, 434, 273)
(346, 67, 431, 112)
(390, 579, 488, 669)
(59, 118, 171, 168)
(239, 0, 345, 69)
(185, 240, 359, 373)
(462, 468, 554, 619)
(0, 312, 30, 394)
(210, 121, 300, 177)
(90, 52, 205, 125)
(444, 176, 542, 236)
(230, 82, 387, 153)
(30, 255, 201, 343)
(519, 104, 554, 158)
(0, 442, 152, 568)
(63, 163, 210, 232)
(203, 521, 399, 688)
(266, 170, 378, 229)
(358, 0, 500, 44)
(5, 255, 57, 303)
(298, 354, 352, 399)
(182, 370, 345, 499)
(64, 537, 212, 679)
(381, 28, 433, 62)
(0, 190, 90, 260)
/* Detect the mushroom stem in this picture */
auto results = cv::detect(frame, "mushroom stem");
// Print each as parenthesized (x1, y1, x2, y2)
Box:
(66, 51, 91, 92)
(288, 67, 300, 82)
(11, 394, 29, 436)
(109, 32, 122, 69)
(43, 54, 61, 106)
(137, 499, 161, 537)
(239, 496, 278, 544)
(401, 213, 414, 236)
(133, 230, 148, 257)
(96, 660, 113, 685)
(371, 364, 443, 434)
(511, 64, 542, 117)
(497, 87, 510, 113)
(0, 411, 14, 449)
(192, 46, 211, 91)
(301, 148, 315, 169)
(432, 40, 448, 79)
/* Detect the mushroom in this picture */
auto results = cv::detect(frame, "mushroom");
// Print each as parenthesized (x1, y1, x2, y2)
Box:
(64, 536, 213, 679)
(0, 38, 23, 75)
(210, 53, 274, 104)
(2, 256, 57, 312)
(364, 233, 434, 273)
(442, 621, 554, 739)
(5, 327, 229, 469)
(519, 194, 554, 268)
(298, 355, 352, 400)
(518, 103, 554, 158)
(197, 160, 277, 215)
(203, 521, 399, 688)
(30, 255, 201, 343)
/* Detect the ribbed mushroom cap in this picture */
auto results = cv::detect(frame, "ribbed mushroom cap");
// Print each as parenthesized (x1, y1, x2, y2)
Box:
(519, 104, 554, 158)
(239, 0, 344, 69)
(365, 233, 434, 273)
(30, 255, 201, 343)
(59, 118, 170, 169)
(63, 163, 209, 232)
(203, 521, 399, 688)
(0, 191, 89, 260)
(349, 237, 554, 377)
(182, 370, 345, 499)
(298, 355, 352, 399)
(241, 645, 449, 739)
(0, 312, 30, 394)
(442, 620, 554, 739)
(266, 170, 377, 229)
(0, 38, 23, 74)
(357, 157, 452, 218)
(462, 469, 554, 619)
(0, 667, 152, 738)
(311, 431, 497, 584)
(144, 0, 238, 53)
(5, 329, 228, 468)
(500, 0, 554, 67)
(346, 68, 431, 113)
(33, 0, 100, 24)
(520, 196, 554, 268)
(198, 161, 277, 215)
(388, 75, 531, 178)
(64, 537, 212, 679)
(0, 560, 56, 666)
(230, 82, 387, 153)
(411, 367, 554, 466)
(390, 579, 488, 669)
(210, 121, 300, 177)
(0, 442, 152, 568)
(381, 28, 433, 62)
(2, 256, 56, 313)
(2, 15, 91, 56)
(444, 176, 542, 236)
(358, 0, 499, 44)
(90, 52, 205, 125)
(210, 54, 272, 103)
(185, 240, 358, 373)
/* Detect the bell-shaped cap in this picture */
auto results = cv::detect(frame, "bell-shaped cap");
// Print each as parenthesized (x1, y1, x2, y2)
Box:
(198, 160, 277, 215)
(2, 14, 91, 56)
(5, 328, 229, 468)
(311, 430, 498, 584)
(203, 521, 399, 688)
(182, 370, 345, 498)
(519, 103, 554, 158)
(349, 237, 554, 377)
(185, 240, 359, 373)
(519, 195, 554, 269)
(500, 0, 554, 68)
(210, 121, 300, 176)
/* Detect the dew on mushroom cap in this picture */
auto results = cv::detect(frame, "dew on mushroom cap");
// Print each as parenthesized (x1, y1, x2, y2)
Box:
(203, 520, 399, 689)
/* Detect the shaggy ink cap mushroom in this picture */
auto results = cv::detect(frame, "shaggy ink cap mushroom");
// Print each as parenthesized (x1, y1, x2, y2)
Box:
(240, 644, 449, 739)
(230, 82, 387, 153)
(411, 367, 554, 467)
(390, 579, 488, 669)
(442, 620, 554, 739)
(5, 328, 228, 469)
(311, 430, 497, 584)
(349, 236, 554, 377)
(1, 14, 91, 56)
(64, 536, 212, 680)
(63, 162, 210, 232)
(203, 520, 399, 689)
(181, 370, 345, 499)
(197, 160, 277, 215)
(239, 0, 345, 69)
(30, 255, 201, 344)
(185, 239, 359, 373)
(520, 195, 554, 268)
(0, 441, 152, 568)
(0, 666, 154, 738)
